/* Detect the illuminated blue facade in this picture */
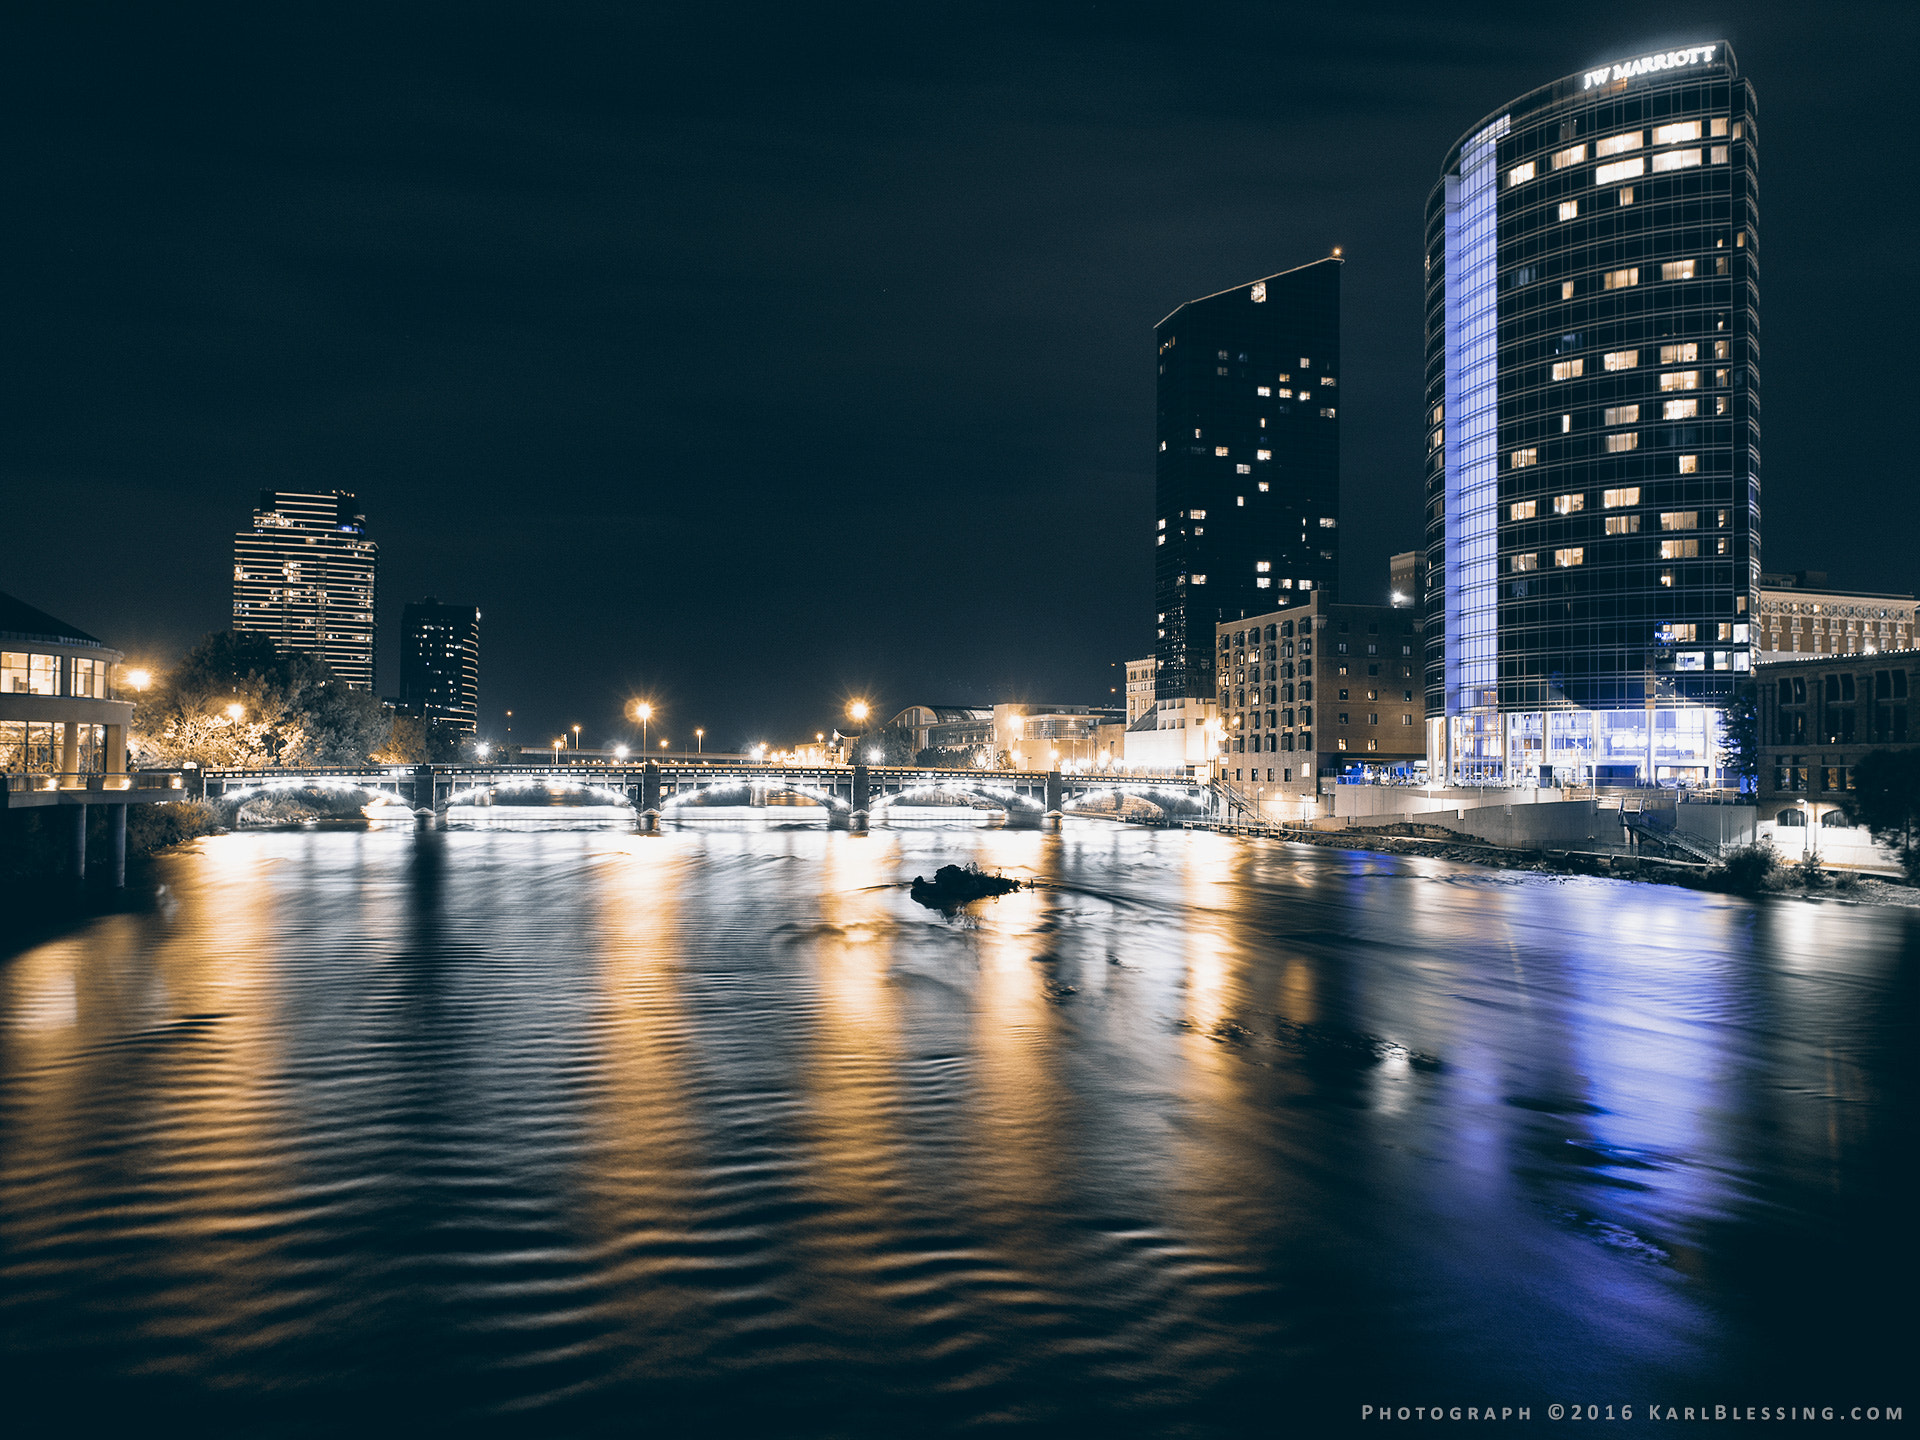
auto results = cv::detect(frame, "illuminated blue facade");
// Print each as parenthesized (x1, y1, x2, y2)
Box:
(1423, 44, 1759, 786)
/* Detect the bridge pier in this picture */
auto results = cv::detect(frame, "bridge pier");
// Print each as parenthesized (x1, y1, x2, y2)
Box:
(1044, 770, 1065, 828)
(67, 804, 87, 883)
(851, 764, 869, 816)
(109, 805, 126, 887)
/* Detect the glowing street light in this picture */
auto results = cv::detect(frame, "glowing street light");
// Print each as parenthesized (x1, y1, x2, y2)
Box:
(475, 741, 492, 760)
(867, 747, 883, 763)
(694, 727, 704, 755)
(613, 744, 629, 760)
(124, 668, 152, 692)
(659, 738, 669, 752)
(572, 724, 581, 753)
(552, 737, 565, 764)
(632, 701, 653, 751)
(224, 702, 245, 722)
(848, 699, 870, 724)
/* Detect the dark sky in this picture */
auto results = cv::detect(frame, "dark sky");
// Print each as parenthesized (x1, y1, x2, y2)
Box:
(6, 2, 1914, 751)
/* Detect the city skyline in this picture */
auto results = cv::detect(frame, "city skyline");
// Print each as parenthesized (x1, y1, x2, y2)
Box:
(4, 5, 1914, 750)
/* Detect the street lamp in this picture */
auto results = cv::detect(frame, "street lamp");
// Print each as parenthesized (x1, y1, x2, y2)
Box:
(659, 738, 669, 753)
(695, 727, 704, 755)
(552, 737, 564, 765)
(848, 699, 870, 725)
(632, 701, 652, 751)
(124, 668, 152, 692)
(572, 724, 581, 755)
(614, 744, 629, 760)
(224, 702, 245, 722)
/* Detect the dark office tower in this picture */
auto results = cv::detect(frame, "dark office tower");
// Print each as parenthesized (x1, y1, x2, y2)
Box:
(397, 597, 481, 733)
(1154, 257, 1341, 704)
(1423, 43, 1758, 786)
(232, 490, 379, 690)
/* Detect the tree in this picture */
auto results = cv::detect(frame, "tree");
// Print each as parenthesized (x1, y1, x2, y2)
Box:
(131, 631, 392, 769)
(1848, 748, 1920, 883)
(1717, 680, 1758, 789)
(374, 716, 467, 765)
(916, 746, 985, 769)
(853, 724, 917, 765)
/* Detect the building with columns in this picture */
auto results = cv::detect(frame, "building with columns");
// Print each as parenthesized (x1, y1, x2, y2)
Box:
(1755, 572, 1914, 662)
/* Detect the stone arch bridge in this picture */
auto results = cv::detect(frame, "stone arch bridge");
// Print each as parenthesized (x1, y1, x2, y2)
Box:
(202, 762, 1215, 826)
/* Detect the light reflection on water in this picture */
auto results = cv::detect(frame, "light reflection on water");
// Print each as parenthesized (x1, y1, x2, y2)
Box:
(0, 821, 1912, 1434)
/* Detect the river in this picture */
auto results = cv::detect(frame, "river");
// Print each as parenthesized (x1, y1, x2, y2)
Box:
(1, 817, 1912, 1434)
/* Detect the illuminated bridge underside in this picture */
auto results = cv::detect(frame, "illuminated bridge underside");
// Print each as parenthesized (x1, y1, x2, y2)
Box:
(204, 764, 1215, 822)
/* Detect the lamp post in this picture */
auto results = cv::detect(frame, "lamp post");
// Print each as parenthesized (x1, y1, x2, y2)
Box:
(571, 724, 581, 759)
(695, 728, 704, 755)
(632, 702, 652, 752)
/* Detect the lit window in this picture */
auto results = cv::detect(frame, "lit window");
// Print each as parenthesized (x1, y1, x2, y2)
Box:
(1236, 496, 1244, 506)
(1319, 517, 1337, 528)
(1192, 574, 1207, 584)
(1190, 509, 1206, 519)
(1603, 350, 1639, 371)
(1510, 500, 1537, 521)
(1595, 131, 1643, 158)
(1659, 539, 1700, 559)
(1321, 376, 1336, 387)
(1258, 482, 1269, 492)
(1320, 407, 1336, 419)
(1678, 454, 1699, 474)
(1251, 281, 1267, 302)
(1595, 157, 1644, 184)
(1511, 448, 1538, 468)
(1561, 280, 1575, 299)
(1662, 260, 1697, 281)
(1551, 359, 1584, 380)
(1603, 268, 1639, 290)
(1512, 553, 1538, 572)
(1551, 144, 1586, 170)
(1552, 493, 1584, 515)
(1560, 414, 1572, 433)
(1652, 120, 1702, 145)
(1157, 518, 1166, 529)
(1604, 404, 1640, 425)
(1660, 343, 1698, 364)
(1711, 118, 1729, 138)
(1215, 445, 1229, 456)
(1604, 514, 1641, 534)
(1430, 403, 1444, 424)
(1553, 548, 1585, 567)
(1255, 561, 1270, 572)
(1660, 511, 1698, 530)
(1157, 535, 1165, 546)
(1256, 449, 1271, 460)
(1618, 186, 1635, 205)
(1663, 397, 1699, 419)
(1710, 145, 1729, 164)
(1256, 386, 1271, 396)
(1605, 433, 1639, 453)
(1159, 440, 1167, 451)
(1236, 463, 1251, 474)
(1558, 200, 1579, 221)
(1256, 578, 1271, 588)
(1277, 387, 1293, 399)
(1660, 569, 1675, 587)
(1652, 149, 1702, 173)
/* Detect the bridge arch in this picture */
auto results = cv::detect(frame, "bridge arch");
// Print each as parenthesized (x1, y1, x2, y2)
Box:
(660, 778, 851, 813)
(868, 780, 1043, 814)
(443, 775, 636, 811)
(216, 776, 412, 822)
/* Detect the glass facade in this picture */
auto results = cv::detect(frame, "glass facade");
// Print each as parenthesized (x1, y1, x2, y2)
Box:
(397, 598, 482, 733)
(1153, 258, 1341, 702)
(233, 490, 379, 691)
(1424, 43, 1758, 785)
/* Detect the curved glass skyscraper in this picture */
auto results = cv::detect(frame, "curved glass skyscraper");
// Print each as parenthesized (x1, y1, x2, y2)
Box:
(1422, 43, 1758, 785)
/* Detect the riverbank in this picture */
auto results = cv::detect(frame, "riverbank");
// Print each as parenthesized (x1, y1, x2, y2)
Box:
(0, 800, 222, 951)
(1198, 818, 1920, 907)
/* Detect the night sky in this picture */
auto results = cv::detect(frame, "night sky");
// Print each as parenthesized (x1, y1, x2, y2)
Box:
(6, 3, 1914, 752)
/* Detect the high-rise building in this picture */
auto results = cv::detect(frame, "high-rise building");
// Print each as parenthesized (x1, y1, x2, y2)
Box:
(232, 490, 379, 690)
(396, 597, 481, 733)
(1389, 551, 1426, 611)
(1423, 42, 1758, 786)
(1154, 257, 1342, 705)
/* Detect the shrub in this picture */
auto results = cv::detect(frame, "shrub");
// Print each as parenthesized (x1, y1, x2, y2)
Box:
(1714, 840, 1779, 896)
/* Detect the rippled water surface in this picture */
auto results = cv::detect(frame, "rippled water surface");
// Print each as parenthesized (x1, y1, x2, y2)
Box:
(2, 820, 1913, 1435)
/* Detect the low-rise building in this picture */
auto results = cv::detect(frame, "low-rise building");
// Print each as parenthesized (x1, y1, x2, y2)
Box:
(1215, 595, 1424, 817)
(1121, 694, 1216, 771)
(887, 705, 994, 757)
(995, 703, 1121, 771)
(1756, 572, 1914, 663)
(1756, 649, 1915, 869)
(1, 591, 134, 782)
